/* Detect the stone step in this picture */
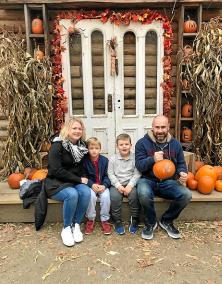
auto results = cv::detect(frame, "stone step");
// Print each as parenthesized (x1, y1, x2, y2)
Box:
(1, 182, 222, 223)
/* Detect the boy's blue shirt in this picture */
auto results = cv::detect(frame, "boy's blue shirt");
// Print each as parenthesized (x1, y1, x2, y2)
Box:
(83, 154, 111, 189)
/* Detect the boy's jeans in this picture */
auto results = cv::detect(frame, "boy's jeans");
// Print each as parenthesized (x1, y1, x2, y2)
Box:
(51, 184, 91, 228)
(110, 186, 140, 223)
(86, 188, 110, 222)
(137, 178, 192, 225)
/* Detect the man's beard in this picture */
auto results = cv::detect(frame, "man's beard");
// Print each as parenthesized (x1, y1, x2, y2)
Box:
(154, 133, 167, 143)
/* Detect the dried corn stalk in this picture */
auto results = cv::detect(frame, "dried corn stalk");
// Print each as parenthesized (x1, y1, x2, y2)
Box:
(0, 29, 54, 178)
(180, 17, 222, 165)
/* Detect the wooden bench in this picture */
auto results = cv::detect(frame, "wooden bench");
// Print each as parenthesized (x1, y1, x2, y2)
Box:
(1, 182, 222, 223)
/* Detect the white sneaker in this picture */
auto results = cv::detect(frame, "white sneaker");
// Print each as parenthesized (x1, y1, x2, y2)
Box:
(61, 226, 75, 247)
(73, 223, 83, 243)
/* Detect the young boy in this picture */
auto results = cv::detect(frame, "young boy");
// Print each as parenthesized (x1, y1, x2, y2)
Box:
(83, 137, 112, 235)
(108, 133, 141, 235)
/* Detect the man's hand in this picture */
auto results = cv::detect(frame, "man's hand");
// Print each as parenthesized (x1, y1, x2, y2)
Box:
(97, 185, 105, 193)
(117, 185, 125, 194)
(81, 177, 88, 184)
(154, 151, 164, 162)
(123, 185, 133, 196)
(178, 172, 188, 184)
(92, 183, 100, 192)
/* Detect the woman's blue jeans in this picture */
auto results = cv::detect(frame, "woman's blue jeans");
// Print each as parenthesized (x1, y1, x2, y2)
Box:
(137, 178, 192, 225)
(51, 184, 91, 228)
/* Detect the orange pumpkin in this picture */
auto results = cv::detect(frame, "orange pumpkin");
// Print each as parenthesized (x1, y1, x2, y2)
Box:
(197, 176, 215, 194)
(215, 180, 222, 192)
(187, 178, 198, 190)
(181, 103, 192, 118)
(214, 166, 222, 180)
(153, 159, 176, 180)
(184, 16, 197, 33)
(195, 165, 217, 183)
(31, 169, 48, 180)
(31, 17, 44, 34)
(187, 171, 195, 181)
(181, 127, 192, 142)
(8, 172, 25, 189)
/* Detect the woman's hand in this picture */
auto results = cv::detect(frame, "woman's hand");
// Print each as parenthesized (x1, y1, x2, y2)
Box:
(81, 177, 88, 184)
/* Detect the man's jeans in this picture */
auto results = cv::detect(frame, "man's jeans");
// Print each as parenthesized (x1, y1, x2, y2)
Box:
(110, 186, 140, 223)
(86, 188, 110, 222)
(51, 184, 91, 228)
(137, 178, 192, 225)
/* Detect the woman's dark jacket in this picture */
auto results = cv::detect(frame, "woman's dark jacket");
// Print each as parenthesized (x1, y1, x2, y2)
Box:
(45, 141, 86, 197)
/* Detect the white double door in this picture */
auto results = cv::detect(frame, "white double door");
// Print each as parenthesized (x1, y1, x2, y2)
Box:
(61, 19, 164, 155)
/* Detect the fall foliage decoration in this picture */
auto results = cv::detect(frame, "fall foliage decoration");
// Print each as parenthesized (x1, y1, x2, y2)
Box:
(51, 9, 174, 131)
(107, 37, 118, 76)
(180, 17, 222, 164)
(35, 46, 45, 61)
(31, 16, 44, 34)
(183, 16, 197, 33)
(197, 175, 215, 194)
(153, 159, 176, 180)
(31, 169, 48, 180)
(8, 172, 25, 189)
(0, 29, 54, 179)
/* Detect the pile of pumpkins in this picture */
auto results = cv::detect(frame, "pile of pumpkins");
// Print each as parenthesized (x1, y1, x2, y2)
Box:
(186, 164, 222, 194)
(8, 168, 48, 189)
(152, 159, 222, 195)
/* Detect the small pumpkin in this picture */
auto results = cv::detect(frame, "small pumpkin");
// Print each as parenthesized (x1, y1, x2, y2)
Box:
(187, 178, 198, 191)
(215, 180, 222, 192)
(182, 102, 192, 118)
(153, 159, 176, 180)
(8, 172, 25, 189)
(184, 16, 197, 33)
(187, 171, 195, 181)
(31, 16, 44, 34)
(181, 127, 192, 142)
(195, 165, 217, 183)
(197, 175, 215, 195)
(214, 166, 222, 180)
(31, 169, 48, 180)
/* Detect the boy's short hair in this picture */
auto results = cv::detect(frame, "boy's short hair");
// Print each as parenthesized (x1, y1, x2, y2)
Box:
(116, 133, 131, 144)
(86, 137, 101, 148)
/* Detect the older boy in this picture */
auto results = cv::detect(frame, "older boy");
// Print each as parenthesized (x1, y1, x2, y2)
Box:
(84, 137, 112, 235)
(108, 133, 141, 235)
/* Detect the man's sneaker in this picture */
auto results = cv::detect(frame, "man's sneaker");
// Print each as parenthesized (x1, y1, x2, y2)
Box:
(114, 221, 125, 235)
(141, 222, 158, 240)
(85, 220, 95, 235)
(101, 221, 112, 235)
(72, 223, 83, 242)
(61, 226, 75, 247)
(129, 216, 139, 234)
(159, 220, 181, 239)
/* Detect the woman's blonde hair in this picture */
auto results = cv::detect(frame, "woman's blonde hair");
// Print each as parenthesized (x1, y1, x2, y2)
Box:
(60, 117, 86, 141)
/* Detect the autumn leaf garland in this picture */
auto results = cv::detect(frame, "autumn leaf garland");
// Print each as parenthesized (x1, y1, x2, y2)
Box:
(51, 9, 173, 131)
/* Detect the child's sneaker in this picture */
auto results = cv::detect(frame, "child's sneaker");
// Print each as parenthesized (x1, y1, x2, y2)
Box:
(73, 223, 83, 242)
(129, 216, 139, 234)
(61, 226, 75, 247)
(101, 221, 112, 235)
(85, 220, 95, 235)
(114, 221, 125, 235)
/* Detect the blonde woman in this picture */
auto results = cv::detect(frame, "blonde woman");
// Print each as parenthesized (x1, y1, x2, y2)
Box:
(45, 118, 90, 247)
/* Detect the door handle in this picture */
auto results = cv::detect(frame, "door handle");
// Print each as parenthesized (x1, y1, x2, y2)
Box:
(108, 94, 113, 112)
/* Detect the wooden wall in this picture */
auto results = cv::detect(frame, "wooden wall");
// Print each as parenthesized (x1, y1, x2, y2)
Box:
(0, 5, 221, 167)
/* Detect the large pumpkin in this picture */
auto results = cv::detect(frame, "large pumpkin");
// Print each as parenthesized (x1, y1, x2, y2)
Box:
(31, 169, 48, 180)
(195, 165, 217, 183)
(31, 17, 44, 34)
(8, 172, 25, 189)
(214, 166, 222, 180)
(215, 180, 222, 192)
(184, 16, 197, 33)
(187, 178, 198, 191)
(197, 176, 215, 194)
(153, 159, 176, 180)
